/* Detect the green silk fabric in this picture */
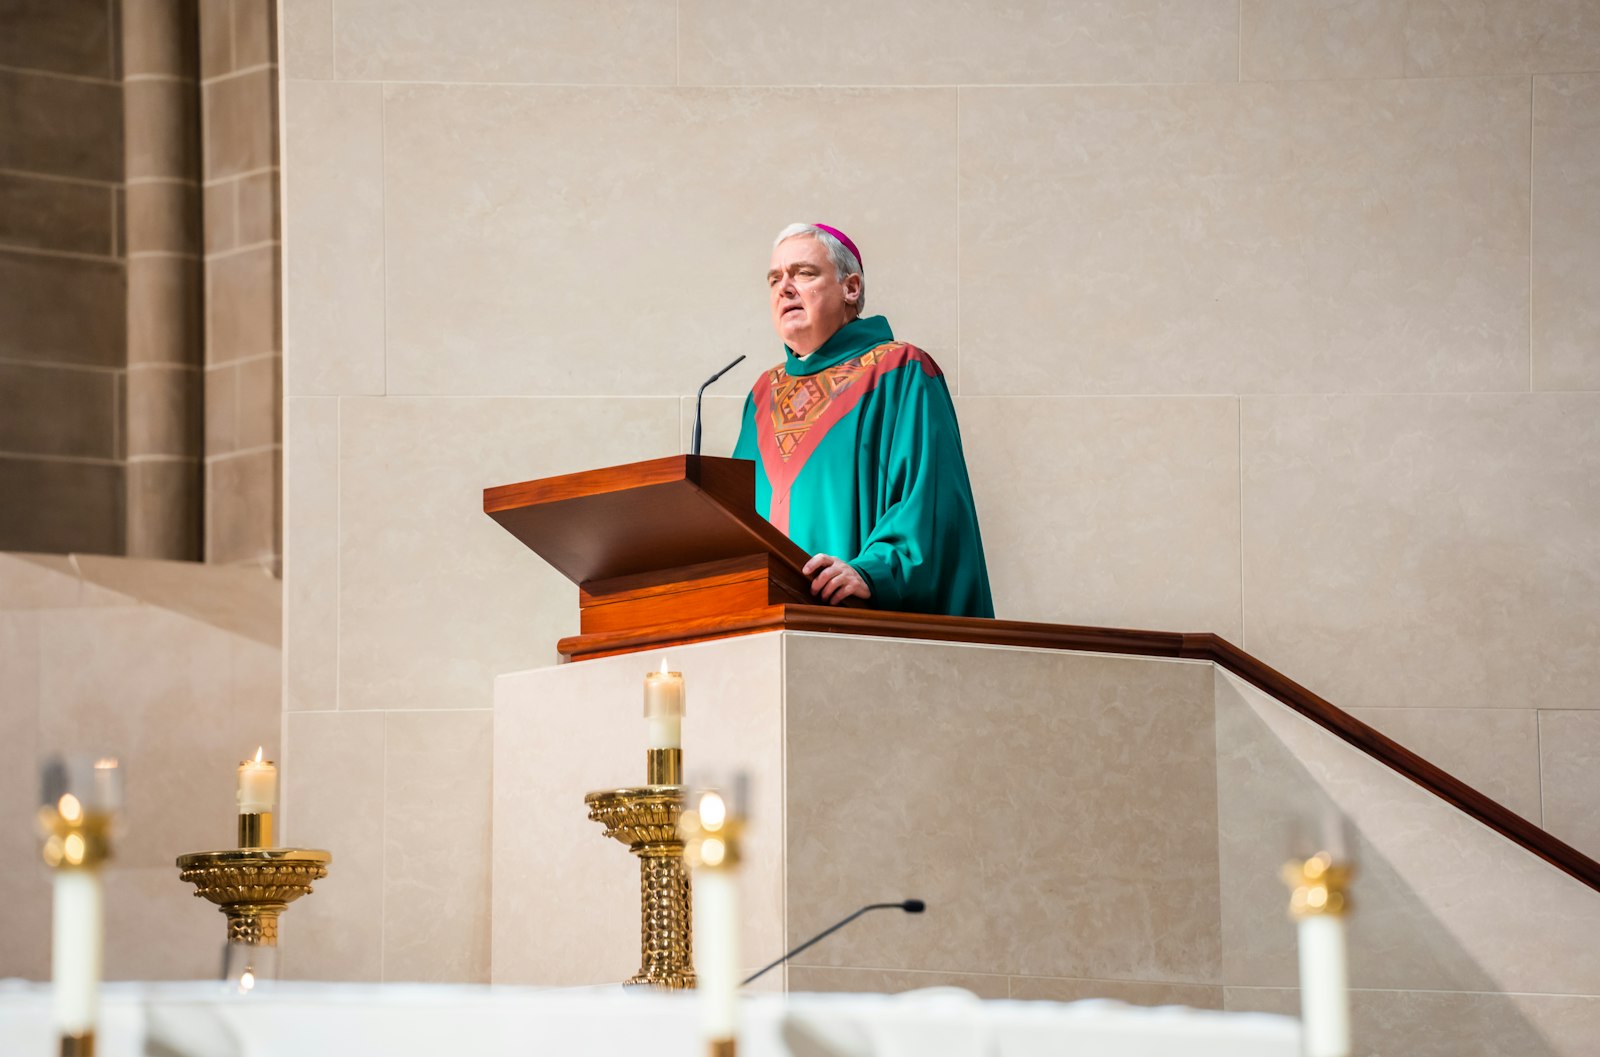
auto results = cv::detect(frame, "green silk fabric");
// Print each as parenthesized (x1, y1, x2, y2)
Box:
(733, 315, 994, 618)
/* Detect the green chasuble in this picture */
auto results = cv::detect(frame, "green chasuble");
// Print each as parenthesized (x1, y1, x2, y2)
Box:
(733, 315, 994, 618)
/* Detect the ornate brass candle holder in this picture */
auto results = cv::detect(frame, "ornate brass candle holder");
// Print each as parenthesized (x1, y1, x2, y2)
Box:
(176, 847, 332, 982)
(586, 747, 695, 989)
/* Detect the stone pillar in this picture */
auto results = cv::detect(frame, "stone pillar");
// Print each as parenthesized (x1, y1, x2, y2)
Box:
(199, 0, 283, 572)
(0, 1, 126, 555)
(122, 0, 204, 558)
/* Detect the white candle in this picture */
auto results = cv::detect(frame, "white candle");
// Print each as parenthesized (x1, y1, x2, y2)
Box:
(1298, 913, 1350, 1057)
(643, 662, 685, 750)
(237, 748, 277, 813)
(693, 866, 739, 1041)
(52, 868, 102, 1037)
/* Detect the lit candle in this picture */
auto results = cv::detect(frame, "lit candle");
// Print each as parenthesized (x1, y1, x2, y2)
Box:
(40, 756, 119, 1054)
(52, 862, 102, 1039)
(237, 748, 277, 848)
(686, 789, 741, 1049)
(1284, 852, 1353, 1057)
(237, 747, 277, 812)
(1298, 913, 1350, 1057)
(644, 660, 685, 750)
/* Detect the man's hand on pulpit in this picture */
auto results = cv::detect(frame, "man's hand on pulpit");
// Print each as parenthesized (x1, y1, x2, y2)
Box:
(803, 554, 872, 606)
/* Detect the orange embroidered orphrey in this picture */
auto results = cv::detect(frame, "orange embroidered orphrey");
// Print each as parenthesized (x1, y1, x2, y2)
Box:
(751, 342, 940, 535)
(764, 344, 905, 461)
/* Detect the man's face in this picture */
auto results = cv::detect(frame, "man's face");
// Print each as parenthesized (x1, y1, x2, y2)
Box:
(767, 236, 861, 356)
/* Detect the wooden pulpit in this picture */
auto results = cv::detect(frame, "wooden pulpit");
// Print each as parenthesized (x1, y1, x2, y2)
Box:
(484, 455, 846, 661)
(484, 454, 1195, 662)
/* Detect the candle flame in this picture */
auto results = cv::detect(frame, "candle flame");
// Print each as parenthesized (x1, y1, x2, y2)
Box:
(57, 793, 82, 823)
(699, 790, 727, 831)
(253, 746, 265, 764)
(93, 757, 118, 770)
(239, 969, 256, 993)
(659, 658, 671, 675)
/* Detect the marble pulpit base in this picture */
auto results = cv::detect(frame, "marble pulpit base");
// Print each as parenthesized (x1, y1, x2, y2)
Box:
(490, 631, 1600, 1054)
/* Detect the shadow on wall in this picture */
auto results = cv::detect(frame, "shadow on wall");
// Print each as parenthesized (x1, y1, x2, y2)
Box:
(1215, 670, 1600, 1057)
(0, 553, 282, 982)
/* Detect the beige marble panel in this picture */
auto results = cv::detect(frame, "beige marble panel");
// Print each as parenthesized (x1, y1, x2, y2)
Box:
(70, 553, 281, 646)
(285, 397, 337, 710)
(1540, 711, 1600, 861)
(1240, 0, 1405, 81)
(1345, 707, 1542, 824)
(1406, 0, 1600, 77)
(0, 867, 49, 979)
(280, 710, 385, 981)
(381, 709, 493, 983)
(1215, 669, 1600, 995)
(958, 396, 1241, 635)
(491, 633, 784, 985)
(785, 636, 1219, 982)
(283, 80, 385, 396)
(788, 966, 1008, 999)
(36, 606, 281, 869)
(1226, 987, 1600, 1057)
(337, 397, 677, 711)
(1533, 74, 1600, 391)
(959, 78, 1530, 395)
(230, 629, 281, 718)
(1241, 394, 1600, 714)
(679, 0, 1237, 86)
(281, 0, 334, 79)
(104, 866, 220, 980)
(382, 85, 954, 397)
(333, 0, 676, 83)
(679, 394, 745, 460)
(0, 614, 40, 873)
(0, 553, 126, 609)
(1009, 974, 1224, 1008)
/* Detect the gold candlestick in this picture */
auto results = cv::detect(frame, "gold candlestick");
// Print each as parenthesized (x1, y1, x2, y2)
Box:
(585, 785, 695, 989)
(648, 747, 683, 786)
(237, 811, 274, 849)
(177, 848, 332, 958)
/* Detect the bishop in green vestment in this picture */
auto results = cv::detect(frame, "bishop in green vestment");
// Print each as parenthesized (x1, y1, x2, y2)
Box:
(733, 223, 993, 618)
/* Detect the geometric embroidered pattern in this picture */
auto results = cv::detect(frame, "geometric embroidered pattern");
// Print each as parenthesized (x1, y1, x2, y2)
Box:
(752, 341, 940, 535)
(764, 344, 903, 462)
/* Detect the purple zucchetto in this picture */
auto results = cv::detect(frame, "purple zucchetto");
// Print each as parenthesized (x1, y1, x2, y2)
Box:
(812, 224, 862, 270)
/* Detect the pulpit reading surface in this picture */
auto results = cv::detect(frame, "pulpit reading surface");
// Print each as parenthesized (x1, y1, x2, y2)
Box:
(484, 455, 843, 654)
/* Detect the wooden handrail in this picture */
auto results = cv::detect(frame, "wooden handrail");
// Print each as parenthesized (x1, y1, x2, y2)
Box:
(559, 605, 1600, 895)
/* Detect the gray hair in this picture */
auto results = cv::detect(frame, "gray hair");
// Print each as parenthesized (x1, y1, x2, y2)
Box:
(773, 222, 866, 317)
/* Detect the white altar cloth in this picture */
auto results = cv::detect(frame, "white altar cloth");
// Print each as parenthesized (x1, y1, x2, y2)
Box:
(0, 981, 1298, 1057)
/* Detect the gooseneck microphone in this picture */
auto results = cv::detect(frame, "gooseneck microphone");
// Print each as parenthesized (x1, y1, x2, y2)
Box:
(742, 899, 926, 985)
(691, 354, 748, 457)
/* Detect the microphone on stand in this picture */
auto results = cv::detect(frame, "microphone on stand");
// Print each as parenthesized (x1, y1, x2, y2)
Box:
(691, 354, 748, 457)
(742, 899, 926, 985)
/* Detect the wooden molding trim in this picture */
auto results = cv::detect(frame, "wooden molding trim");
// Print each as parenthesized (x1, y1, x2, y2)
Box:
(558, 606, 1600, 894)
